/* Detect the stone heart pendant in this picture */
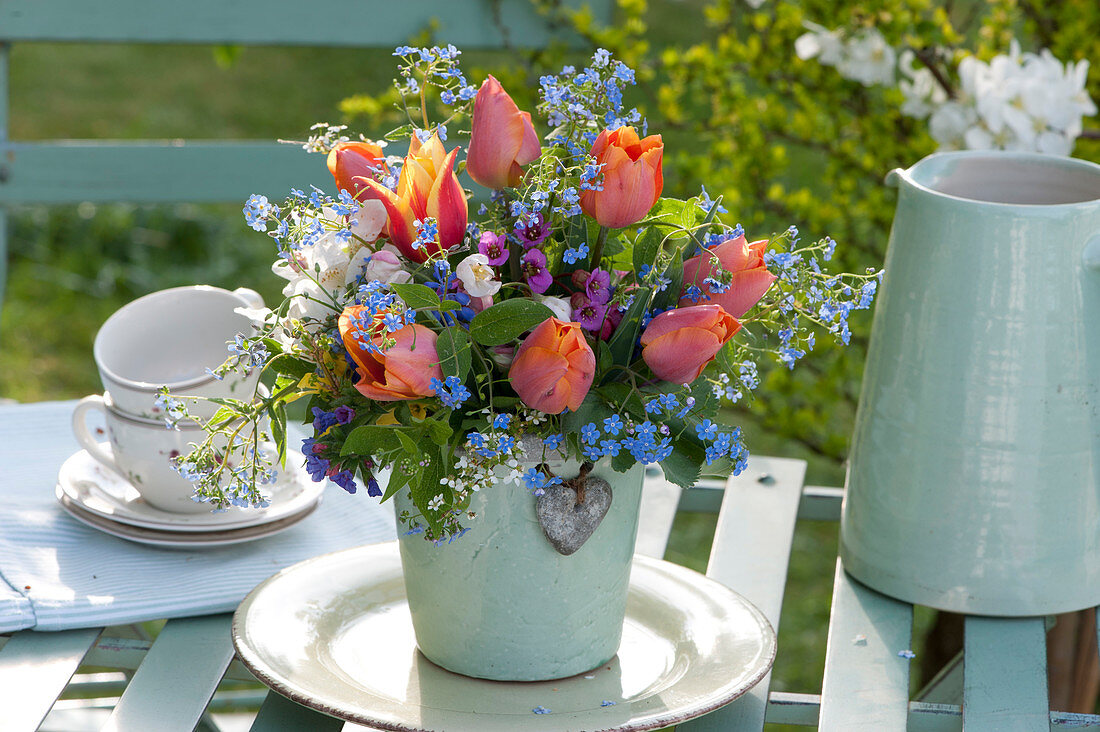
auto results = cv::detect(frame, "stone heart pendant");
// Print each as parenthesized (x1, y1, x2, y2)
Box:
(536, 468, 613, 556)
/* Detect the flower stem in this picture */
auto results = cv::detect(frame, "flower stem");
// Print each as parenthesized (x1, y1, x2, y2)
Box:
(590, 226, 609, 270)
(419, 73, 430, 128)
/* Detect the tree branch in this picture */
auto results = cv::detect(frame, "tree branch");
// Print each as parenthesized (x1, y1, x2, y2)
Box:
(912, 47, 956, 100)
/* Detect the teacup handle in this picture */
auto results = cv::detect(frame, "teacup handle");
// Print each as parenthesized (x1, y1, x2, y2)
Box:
(72, 395, 120, 474)
(232, 287, 265, 309)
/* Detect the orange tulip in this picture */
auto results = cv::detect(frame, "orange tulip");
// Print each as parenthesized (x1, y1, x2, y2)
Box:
(466, 75, 542, 190)
(680, 234, 776, 318)
(509, 318, 595, 414)
(579, 126, 663, 229)
(352, 132, 468, 263)
(327, 141, 385, 201)
(641, 305, 741, 384)
(338, 306, 443, 401)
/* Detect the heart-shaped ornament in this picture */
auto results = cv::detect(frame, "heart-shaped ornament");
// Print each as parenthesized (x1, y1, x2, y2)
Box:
(536, 476, 613, 556)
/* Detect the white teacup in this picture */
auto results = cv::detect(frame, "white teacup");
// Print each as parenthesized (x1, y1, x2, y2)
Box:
(93, 285, 264, 421)
(72, 394, 213, 514)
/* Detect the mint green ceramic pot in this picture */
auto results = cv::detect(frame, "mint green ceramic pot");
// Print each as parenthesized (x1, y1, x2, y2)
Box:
(394, 445, 645, 681)
(841, 151, 1100, 616)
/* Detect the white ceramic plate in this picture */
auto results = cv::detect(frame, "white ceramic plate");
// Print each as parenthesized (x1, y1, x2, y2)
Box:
(55, 485, 321, 548)
(233, 542, 776, 731)
(57, 447, 322, 532)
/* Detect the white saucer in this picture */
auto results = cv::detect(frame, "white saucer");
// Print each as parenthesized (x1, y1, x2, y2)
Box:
(57, 447, 323, 532)
(56, 484, 321, 548)
(233, 543, 777, 731)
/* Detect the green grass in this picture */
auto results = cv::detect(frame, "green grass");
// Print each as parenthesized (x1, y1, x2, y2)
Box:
(1, 24, 911, 727)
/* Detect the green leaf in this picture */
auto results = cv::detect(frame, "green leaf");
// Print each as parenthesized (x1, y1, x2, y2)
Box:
(469, 300, 554, 346)
(261, 337, 286, 355)
(409, 444, 447, 534)
(341, 424, 402, 456)
(265, 353, 315, 380)
(605, 286, 653, 368)
(632, 226, 663, 275)
(596, 340, 613, 373)
(561, 391, 616, 438)
(390, 282, 442, 311)
(716, 338, 739, 375)
(611, 448, 635, 473)
(660, 440, 705, 489)
(205, 406, 239, 429)
(395, 429, 419, 456)
(382, 468, 411, 501)
(384, 123, 417, 141)
(204, 397, 253, 412)
(434, 328, 471, 381)
(642, 198, 690, 227)
(597, 382, 647, 419)
(651, 247, 684, 314)
(267, 403, 288, 466)
(425, 419, 453, 447)
(687, 195, 723, 250)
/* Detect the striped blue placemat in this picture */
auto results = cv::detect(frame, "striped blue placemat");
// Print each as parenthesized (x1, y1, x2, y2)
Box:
(0, 400, 396, 631)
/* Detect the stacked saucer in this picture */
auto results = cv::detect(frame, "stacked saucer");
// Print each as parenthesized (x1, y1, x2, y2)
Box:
(56, 447, 323, 548)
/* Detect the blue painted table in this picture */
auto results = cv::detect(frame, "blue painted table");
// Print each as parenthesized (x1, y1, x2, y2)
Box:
(1, 402, 1098, 731)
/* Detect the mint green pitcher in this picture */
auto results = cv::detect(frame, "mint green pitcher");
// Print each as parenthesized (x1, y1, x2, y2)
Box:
(841, 151, 1100, 616)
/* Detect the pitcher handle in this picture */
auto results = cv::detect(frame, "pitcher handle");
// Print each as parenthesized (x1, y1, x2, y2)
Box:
(1083, 232, 1100, 272)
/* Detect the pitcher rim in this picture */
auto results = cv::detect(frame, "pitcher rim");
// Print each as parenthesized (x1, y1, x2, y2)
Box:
(891, 150, 1100, 210)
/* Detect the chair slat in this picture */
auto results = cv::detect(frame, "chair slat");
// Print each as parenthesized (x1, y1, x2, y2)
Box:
(797, 485, 844, 521)
(0, 627, 102, 732)
(963, 616, 1049, 731)
(677, 456, 806, 732)
(101, 614, 235, 732)
(249, 690, 347, 732)
(818, 561, 913, 730)
(634, 467, 682, 559)
(1, 141, 328, 204)
(916, 650, 964, 705)
(0, 0, 604, 48)
(766, 694, 1100, 732)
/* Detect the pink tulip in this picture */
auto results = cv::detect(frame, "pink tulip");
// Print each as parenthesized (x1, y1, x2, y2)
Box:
(327, 141, 385, 200)
(641, 305, 741, 384)
(466, 75, 541, 190)
(680, 234, 776, 318)
(338, 306, 442, 401)
(579, 126, 663, 229)
(351, 132, 468, 263)
(509, 318, 595, 413)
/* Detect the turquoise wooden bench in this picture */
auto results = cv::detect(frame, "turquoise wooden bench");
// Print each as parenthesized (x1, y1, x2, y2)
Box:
(0, 0, 604, 309)
(4, 415, 1098, 730)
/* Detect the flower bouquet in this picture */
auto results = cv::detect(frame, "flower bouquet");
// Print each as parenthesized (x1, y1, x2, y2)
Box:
(166, 45, 879, 680)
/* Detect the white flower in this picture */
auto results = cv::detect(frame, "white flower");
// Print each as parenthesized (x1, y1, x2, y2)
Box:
(898, 50, 948, 119)
(837, 28, 896, 87)
(928, 102, 977, 150)
(350, 199, 388, 244)
(934, 43, 1097, 156)
(359, 245, 412, 285)
(535, 295, 572, 321)
(795, 23, 844, 65)
(455, 253, 501, 298)
(796, 24, 896, 87)
(271, 202, 403, 324)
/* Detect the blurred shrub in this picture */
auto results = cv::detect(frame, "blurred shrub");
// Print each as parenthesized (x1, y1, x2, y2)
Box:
(342, 0, 1100, 476)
